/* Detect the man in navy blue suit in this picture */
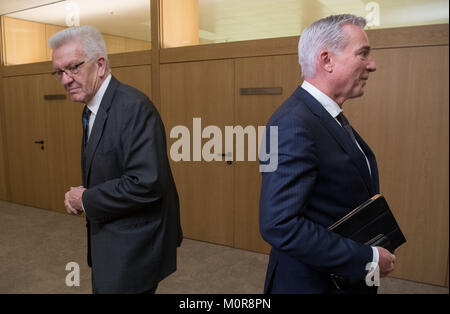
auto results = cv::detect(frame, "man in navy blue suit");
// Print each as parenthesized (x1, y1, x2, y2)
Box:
(259, 14, 396, 294)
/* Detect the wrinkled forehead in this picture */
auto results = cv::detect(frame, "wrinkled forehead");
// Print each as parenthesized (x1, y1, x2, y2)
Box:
(52, 40, 87, 69)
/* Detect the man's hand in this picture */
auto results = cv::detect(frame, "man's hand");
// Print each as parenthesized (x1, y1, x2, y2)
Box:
(376, 246, 396, 277)
(64, 186, 87, 215)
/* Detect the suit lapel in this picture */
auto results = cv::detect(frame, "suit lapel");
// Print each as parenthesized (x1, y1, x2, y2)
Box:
(353, 130, 380, 194)
(295, 87, 375, 194)
(83, 76, 120, 186)
(81, 129, 86, 186)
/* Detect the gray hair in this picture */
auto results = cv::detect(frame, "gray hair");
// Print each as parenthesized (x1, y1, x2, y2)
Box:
(298, 14, 366, 78)
(49, 25, 110, 70)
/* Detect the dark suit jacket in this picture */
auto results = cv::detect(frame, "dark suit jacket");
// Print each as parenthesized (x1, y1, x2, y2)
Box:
(259, 86, 379, 294)
(81, 76, 182, 293)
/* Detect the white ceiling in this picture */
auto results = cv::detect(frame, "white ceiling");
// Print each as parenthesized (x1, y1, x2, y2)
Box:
(196, 0, 449, 43)
(1, 0, 151, 41)
(0, 0, 63, 15)
(1, 0, 448, 44)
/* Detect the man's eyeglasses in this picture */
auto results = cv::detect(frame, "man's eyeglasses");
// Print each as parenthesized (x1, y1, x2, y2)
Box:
(51, 61, 86, 80)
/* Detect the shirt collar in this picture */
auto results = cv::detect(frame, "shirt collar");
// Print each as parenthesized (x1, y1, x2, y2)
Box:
(301, 80, 342, 119)
(86, 74, 112, 115)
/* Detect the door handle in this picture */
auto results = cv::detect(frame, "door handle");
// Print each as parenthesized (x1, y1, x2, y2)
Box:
(220, 153, 233, 165)
(34, 140, 45, 150)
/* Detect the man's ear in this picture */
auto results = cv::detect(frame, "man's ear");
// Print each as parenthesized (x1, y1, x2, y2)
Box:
(318, 50, 333, 73)
(96, 56, 107, 77)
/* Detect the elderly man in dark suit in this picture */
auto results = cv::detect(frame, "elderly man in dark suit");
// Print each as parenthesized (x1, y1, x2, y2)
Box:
(259, 14, 396, 294)
(50, 25, 182, 294)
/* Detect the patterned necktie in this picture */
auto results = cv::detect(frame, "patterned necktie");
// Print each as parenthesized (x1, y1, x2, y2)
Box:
(336, 112, 357, 145)
(336, 111, 372, 177)
(82, 106, 91, 146)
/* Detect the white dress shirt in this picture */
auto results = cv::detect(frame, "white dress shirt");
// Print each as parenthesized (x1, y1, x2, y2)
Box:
(85, 74, 112, 139)
(81, 74, 112, 212)
(301, 80, 379, 277)
(301, 80, 372, 176)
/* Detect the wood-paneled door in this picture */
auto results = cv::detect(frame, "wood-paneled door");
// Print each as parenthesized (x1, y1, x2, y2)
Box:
(3, 74, 54, 210)
(161, 59, 235, 246)
(39, 74, 83, 212)
(2, 74, 83, 212)
(234, 55, 302, 253)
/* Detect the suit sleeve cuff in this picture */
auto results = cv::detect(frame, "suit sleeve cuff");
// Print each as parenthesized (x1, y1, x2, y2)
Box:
(372, 246, 379, 264)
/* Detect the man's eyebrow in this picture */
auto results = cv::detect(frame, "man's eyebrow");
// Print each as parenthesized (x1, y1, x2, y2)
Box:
(357, 45, 372, 53)
(53, 62, 73, 71)
(52, 64, 64, 71)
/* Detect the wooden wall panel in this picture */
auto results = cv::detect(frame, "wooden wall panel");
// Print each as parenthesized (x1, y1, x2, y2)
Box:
(0, 16, 7, 201)
(160, 60, 235, 246)
(45, 24, 66, 60)
(446, 255, 449, 287)
(3, 17, 47, 65)
(0, 129, 7, 200)
(346, 45, 449, 286)
(234, 54, 301, 253)
(0, 19, 7, 201)
(111, 65, 153, 108)
(0, 76, 7, 200)
(103, 34, 151, 55)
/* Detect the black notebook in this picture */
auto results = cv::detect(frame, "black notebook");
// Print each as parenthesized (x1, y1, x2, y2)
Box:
(328, 194, 406, 253)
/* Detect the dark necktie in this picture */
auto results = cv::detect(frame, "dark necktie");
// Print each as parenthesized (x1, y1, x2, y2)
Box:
(336, 111, 372, 177)
(82, 106, 91, 146)
(336, 112, 358, 145)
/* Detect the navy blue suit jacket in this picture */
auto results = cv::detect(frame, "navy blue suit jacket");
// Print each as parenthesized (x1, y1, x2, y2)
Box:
(259, 86, 380, 293)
